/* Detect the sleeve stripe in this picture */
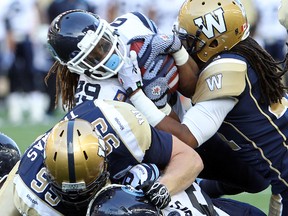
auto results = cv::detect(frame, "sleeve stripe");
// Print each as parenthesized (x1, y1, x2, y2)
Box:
(131, 12, 158, 33)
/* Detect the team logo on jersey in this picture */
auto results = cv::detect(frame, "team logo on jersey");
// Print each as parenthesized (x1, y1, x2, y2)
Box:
(205, 74, 223, 91)
(194, 8, 227, 39)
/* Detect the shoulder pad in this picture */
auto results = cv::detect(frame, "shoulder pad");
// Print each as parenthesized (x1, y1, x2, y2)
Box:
(192, 58, 247, 103)
(94, 100, 152, 152)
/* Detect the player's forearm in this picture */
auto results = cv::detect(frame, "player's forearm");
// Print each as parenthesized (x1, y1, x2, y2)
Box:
(159, 137, 203, 195)
(156, 115, 199, 149)
(177, 57, 199, 98)
(129, 89, 199, 148)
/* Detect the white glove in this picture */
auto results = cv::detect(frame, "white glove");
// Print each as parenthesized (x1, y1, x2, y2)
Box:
(118, 51, 143, 96)
(128, 34, 182, 69)
(122, 163, 160, 188)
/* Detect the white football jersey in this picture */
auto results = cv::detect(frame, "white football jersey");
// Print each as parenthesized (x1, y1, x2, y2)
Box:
(75, 12, 157, 105)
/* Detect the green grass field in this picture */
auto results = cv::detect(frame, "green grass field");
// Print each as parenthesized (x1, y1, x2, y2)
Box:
(0, 112, 270, 215)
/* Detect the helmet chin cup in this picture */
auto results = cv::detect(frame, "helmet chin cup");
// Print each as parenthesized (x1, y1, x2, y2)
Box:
(104, 54, 120, 70)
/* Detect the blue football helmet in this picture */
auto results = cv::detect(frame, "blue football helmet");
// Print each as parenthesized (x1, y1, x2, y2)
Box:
(47, 9, 127, 80)
(87, 184, 162, 216)
(0, 133, 21, 184)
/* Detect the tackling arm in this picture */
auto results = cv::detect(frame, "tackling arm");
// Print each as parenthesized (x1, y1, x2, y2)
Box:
(177, 57, 199, 98)
(155, 99, 236, 149)
(158, 135, 203, 195)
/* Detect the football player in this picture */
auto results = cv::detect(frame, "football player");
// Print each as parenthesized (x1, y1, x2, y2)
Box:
(45, 9, 197, 121)
(44, 9, 267, 215)
(87, 170, 265, 216)
(118, 0, 288, 215)
(0, 102, 203, 215)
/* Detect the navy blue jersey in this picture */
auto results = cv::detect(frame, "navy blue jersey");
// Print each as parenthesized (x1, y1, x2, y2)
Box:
(13, 100, 172, 215)
(213, 53, 288, 195)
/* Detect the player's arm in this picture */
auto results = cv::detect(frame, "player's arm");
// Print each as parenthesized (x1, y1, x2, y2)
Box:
(156, 57, 245, 147)
(159, 135, 203, 195)
(136, 127, 204, 209)
(0, 162, 21, 216)
(119, 56, 245, 148)
(152, 99, 235, 148)
(178, 58, 199, 97)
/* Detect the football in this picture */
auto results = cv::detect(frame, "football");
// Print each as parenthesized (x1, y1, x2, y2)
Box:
(130, 41, 179, 94)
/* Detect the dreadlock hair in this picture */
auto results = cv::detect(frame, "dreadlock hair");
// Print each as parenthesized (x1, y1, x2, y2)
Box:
(230, 36, 288, 105)
(45, 61, 79, 111)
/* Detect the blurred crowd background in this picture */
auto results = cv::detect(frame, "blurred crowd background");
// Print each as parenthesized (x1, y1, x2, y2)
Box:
(0, 0, 287, 125)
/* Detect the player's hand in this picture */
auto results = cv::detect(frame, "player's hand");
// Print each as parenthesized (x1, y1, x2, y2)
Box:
(128, 33, 182, 69)
(137, 180, 171, 209)
(122, 163, 160, 188)
(118, 51, 143, 96)
(142, 55, 178, 109)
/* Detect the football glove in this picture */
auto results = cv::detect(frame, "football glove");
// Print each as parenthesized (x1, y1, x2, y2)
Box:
(143, 55, 178, 108)
(118, 50, 143, 96)
(128, 33, 182, 69)
(122, 163, 160, 188)
(137, 180, 171, 209)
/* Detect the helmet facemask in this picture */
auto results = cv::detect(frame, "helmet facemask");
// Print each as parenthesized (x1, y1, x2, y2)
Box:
(46, 163, 109, 209)
(175, 24, 206, 57)
(67, 19, 127, 80)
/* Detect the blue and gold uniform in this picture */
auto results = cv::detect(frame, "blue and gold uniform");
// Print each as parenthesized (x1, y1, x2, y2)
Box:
(12, 100, 172, 215)
(191, 52, 288, 213)
(216, 53, 288, 197)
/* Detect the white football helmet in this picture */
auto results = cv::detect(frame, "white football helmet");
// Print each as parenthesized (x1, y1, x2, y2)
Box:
(47, 9, 127, 80)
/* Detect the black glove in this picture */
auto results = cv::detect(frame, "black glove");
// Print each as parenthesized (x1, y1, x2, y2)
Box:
(137, 180, 171, 209)
(128, 34, 182, 69)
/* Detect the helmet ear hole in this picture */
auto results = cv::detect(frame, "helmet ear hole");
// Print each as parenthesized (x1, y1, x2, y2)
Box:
(53, 152, 57, 161)
(209, 39, 219, 48)
(83, 151, 88, 160)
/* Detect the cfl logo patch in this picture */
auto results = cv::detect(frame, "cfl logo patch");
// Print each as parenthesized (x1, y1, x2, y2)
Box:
(152, 85, 162, 96)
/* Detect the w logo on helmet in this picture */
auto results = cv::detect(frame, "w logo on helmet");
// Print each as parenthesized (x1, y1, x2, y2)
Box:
(194, 8, 227, 39)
